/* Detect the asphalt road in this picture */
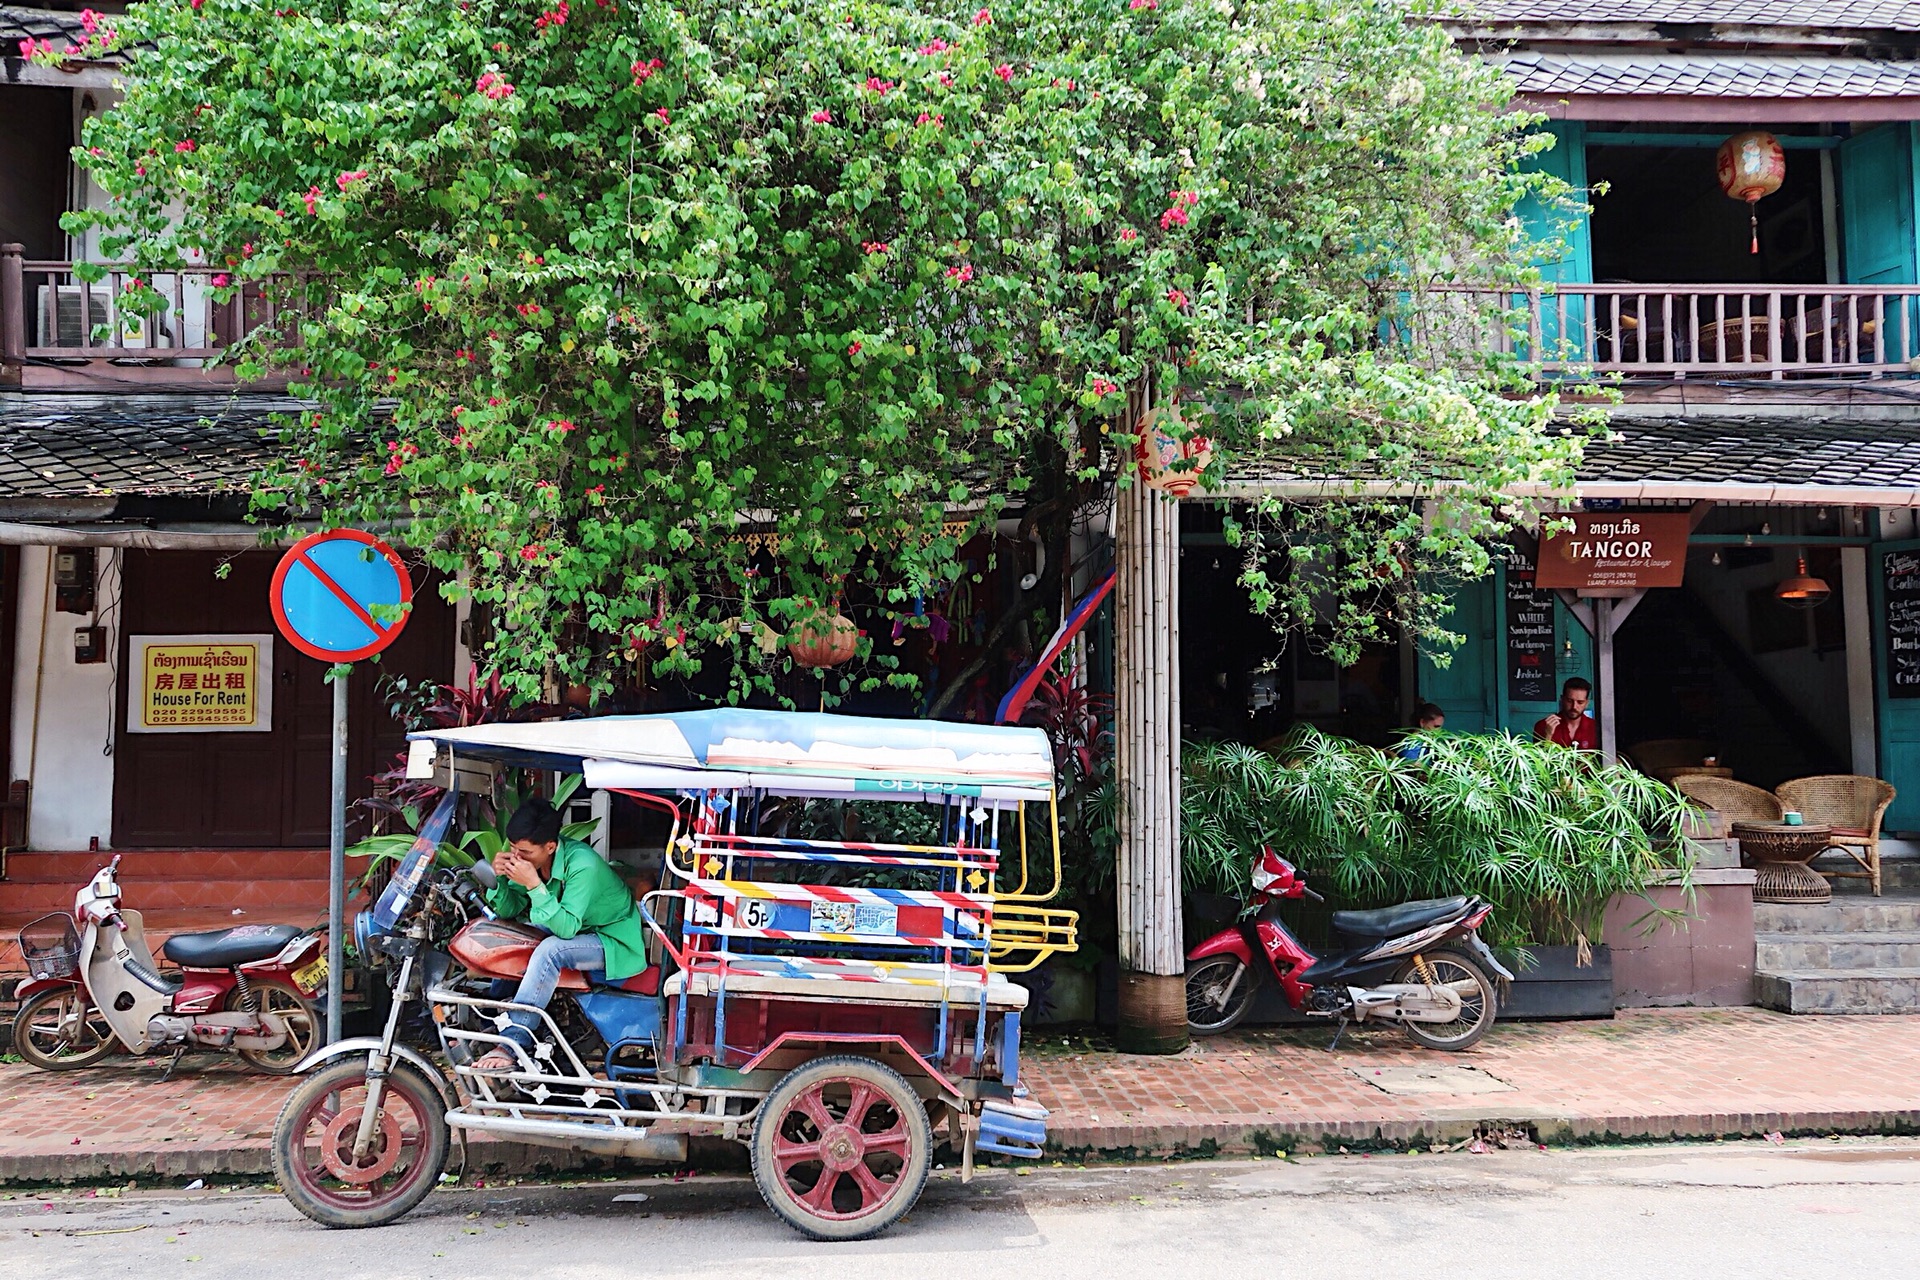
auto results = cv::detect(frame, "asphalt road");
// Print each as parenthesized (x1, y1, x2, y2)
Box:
(5, 1139, 1920, 1280)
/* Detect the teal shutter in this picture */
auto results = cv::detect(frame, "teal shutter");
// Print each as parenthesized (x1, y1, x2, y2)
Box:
(1870, 539, 1920, 833)
(1517, 121, 1592, 286)
(1840, 123, 1918, 286)
(1418, 576, 1498, 733)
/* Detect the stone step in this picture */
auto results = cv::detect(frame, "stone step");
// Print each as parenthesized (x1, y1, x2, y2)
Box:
(1753, 895, 1920, 934)
(1754, 968, 1920, 1015)
(1818, 857, 1920, 894)
(1756, 931, 1920, 970)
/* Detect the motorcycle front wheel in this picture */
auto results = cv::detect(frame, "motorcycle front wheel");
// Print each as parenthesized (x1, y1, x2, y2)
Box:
(1395, 949, 1498, 1051)
(12, 988, 118, 1070)
(272, 1056, 449, 1228)
(1185, 956, 1258, 1035)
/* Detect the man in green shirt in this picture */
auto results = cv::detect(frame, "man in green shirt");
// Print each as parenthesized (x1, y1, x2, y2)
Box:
(473, 799, 649, 1073)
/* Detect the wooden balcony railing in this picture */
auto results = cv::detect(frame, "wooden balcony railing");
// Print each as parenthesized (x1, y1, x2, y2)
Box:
(0, 244, 305, 390)
(1432, 282, 1920, 381)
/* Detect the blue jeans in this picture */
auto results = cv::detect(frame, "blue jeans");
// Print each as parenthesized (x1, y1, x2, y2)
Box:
(495, 933, 605, 1053)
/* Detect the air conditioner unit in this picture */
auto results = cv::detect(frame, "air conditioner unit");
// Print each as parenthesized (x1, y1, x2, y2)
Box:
(36, 284, 114, 348)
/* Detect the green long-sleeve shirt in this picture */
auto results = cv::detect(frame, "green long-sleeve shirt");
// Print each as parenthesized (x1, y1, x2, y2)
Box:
(485, 837, 649, 981)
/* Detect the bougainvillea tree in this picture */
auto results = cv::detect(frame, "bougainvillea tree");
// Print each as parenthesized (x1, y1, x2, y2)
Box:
(58, 0, 1584, 700)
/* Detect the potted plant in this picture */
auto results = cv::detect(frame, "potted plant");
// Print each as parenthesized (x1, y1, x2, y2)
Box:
(1181, 728, 1694, 1018)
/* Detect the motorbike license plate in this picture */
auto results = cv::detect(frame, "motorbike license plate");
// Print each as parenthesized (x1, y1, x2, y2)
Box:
(292, 957, 327, 995)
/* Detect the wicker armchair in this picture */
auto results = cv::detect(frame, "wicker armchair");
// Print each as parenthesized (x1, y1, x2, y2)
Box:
(1776, 775, 1896, 897)
(1626, 738, 1714, 784)
(1674, 776, 1786, 825)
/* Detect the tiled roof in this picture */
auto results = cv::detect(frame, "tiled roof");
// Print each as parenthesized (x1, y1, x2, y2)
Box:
(1222, 415, 1920, 499)
(1461, 0, 1920, 31)
(0, 6, 127, 62)
(1502, 50, 1920, 98)
(0, 395, 295, 499)
(1577, 415, 1920, 489)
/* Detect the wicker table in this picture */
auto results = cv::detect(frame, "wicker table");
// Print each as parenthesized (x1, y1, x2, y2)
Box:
(1732, 821, 1834, 904)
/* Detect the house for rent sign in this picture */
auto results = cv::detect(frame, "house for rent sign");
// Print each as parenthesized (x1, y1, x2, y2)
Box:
(127, 634, 275, 733)
(1534, 513, 1691, 592)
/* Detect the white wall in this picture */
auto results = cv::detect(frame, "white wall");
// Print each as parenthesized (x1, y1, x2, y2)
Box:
(12, 546, 122, 849)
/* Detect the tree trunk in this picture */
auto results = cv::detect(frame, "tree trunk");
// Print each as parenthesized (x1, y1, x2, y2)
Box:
(1112, 427, 1188, 1055)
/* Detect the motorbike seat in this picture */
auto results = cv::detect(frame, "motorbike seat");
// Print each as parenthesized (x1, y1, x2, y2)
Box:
(161, 923, 303, 968)
(1330, 897, 1472, 940)
(582, 967, 661, 996)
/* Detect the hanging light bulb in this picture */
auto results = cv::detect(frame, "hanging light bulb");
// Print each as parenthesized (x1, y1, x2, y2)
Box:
(1711, 549, 1723, 565)
(1744, 533, 1754, 546)
(1761, 521, 1772, 535)
(1775, 553, 1832, 609)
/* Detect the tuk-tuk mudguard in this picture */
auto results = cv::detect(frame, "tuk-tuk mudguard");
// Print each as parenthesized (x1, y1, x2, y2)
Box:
(294, 1038, 457, 1112)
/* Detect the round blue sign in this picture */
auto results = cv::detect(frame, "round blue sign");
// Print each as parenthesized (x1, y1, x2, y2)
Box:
(269, 530, 415, 662)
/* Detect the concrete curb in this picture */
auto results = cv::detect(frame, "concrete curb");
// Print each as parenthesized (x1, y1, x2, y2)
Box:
(9, 1108, 1920, 1183)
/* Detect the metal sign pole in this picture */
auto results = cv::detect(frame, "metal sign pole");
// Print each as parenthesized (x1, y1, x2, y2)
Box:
(327, 667, 349, 1045)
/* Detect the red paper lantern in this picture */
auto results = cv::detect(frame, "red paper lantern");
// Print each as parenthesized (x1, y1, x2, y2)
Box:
(1716, 131, 1786, 255)
(788, 610, 859, 668)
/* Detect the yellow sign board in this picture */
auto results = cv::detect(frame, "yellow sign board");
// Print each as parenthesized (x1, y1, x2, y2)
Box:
(127, 634, 275, 734)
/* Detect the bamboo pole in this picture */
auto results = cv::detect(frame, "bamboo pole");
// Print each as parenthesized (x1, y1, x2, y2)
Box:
(1112, 383, 1189, 1054)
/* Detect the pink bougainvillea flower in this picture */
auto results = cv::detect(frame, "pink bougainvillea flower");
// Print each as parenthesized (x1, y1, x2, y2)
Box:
(1118, 227, 1138, 241)
(532, 0, 568, 30)
(174, 139, 197, 153)
(1130, 0, 1156, 10)
(335, 169, 368, 191)
(847, 341, 862, 356)
(210, 272, 229, 287)
(80, 9, 99, 31)
(18, 36, 55, 58)
(631, 56, 663, 86)
(653, 107, 670, 121)
(300, 185, 321, 215)
(945, 263, 974, 283)
(1166, 287, 1187, 307)
(546, 418, 576, 435)
(810, 108, 832, 123)
(916, 37, 949, 55)
(862, 241, 890, 254)
(518, 544, 543, 563)
(1091, 377, 1118, 395)
(915, 112, 944, 127)
(938, 71, 953, 86)
(864, 77, 894, 94)
(974, 7, 991, 24)
(456, 348, 474, 361)
(515, 302, 542, 317)
(475, 71, 515, 99)
(994, 63, 1013, 82)
(133, 163, 146, 176)
(191, 0, 203, 10)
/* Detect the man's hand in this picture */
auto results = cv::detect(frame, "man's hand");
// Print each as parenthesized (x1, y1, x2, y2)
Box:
(501, 851, 543, 890)
(1541, 714, 1562, 735)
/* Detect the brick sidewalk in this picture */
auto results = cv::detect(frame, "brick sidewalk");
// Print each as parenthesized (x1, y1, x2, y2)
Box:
(1, 1008, 1917, 1181)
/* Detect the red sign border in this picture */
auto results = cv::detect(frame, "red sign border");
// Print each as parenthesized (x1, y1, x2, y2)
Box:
(269, 529, 415, 663)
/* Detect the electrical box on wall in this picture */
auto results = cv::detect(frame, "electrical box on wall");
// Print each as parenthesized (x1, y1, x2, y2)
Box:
(53, 547, 96, 614)
(73, 626, 106, 664)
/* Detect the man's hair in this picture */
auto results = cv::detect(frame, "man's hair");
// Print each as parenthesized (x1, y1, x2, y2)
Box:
(505, 798, 563, 846)
(1562, 677, 1592, 695)
(1414, 702, 1445, 724)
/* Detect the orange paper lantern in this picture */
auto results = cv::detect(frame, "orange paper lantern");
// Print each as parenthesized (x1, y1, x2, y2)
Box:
(1716, 131, 1786, 255)
(788, 610, 859, 668)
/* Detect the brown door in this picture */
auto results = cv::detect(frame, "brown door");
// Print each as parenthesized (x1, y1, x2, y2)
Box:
(111, 550, 452, 848)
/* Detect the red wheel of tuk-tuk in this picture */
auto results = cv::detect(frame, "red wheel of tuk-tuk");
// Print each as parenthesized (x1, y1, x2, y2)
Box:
(750, 1054, 933, 1240)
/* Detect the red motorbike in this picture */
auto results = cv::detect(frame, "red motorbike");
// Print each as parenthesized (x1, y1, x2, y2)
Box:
(1185, 847, 1512, 1050)
(11, 857, 323, 1074)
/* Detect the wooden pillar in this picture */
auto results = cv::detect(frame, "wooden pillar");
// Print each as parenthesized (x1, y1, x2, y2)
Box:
(1113, 444, 1189, 1054)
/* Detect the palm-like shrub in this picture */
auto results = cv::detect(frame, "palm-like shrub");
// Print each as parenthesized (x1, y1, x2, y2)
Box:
(1182, 727, 1692, 949)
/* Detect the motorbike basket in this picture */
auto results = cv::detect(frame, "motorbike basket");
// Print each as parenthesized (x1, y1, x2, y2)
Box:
(18, 913, 80, 981)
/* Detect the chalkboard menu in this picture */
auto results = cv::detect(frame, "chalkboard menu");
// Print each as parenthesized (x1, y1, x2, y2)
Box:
(1506, 546, 1556, 702)
(1883, 548, 1920, 699)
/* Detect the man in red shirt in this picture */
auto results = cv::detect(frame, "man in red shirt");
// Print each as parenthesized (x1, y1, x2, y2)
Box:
(1534, 677, 1597, 751)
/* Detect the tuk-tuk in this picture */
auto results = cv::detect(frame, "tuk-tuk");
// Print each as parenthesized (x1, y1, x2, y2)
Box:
(271, 709, 1077, 1240)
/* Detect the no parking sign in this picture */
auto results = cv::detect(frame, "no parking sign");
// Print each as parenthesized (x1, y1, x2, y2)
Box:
(270, 529, 414, 662)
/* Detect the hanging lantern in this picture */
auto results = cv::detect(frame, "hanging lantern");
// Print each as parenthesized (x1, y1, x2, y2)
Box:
(1134, 404, 1213, 498)
(1716, 130, 1786, 256)
(788, 608, 859, 667)
(1774, 553, 1832, 610)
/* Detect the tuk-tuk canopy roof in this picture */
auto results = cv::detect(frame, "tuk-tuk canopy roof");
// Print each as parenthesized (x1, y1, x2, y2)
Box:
(409, 709, 1057, 801)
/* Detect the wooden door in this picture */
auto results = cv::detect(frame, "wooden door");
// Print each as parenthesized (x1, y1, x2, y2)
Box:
(1840, 124, 1918, 287)
(111, 550, 452, 848)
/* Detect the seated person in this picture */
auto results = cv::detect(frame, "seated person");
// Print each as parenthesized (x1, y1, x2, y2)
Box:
(473, 799, 650, 1073)
(1400, 702, 1445, 760)
(1534, 677, 1597, 751)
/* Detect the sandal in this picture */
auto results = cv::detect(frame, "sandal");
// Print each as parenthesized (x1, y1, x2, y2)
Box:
(472, 1049, 519, 1074)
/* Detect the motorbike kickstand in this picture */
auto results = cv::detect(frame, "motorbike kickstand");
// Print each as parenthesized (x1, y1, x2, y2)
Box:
(1327, 1018, 1349, 1054)
(159, 1045, 187, 1083)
